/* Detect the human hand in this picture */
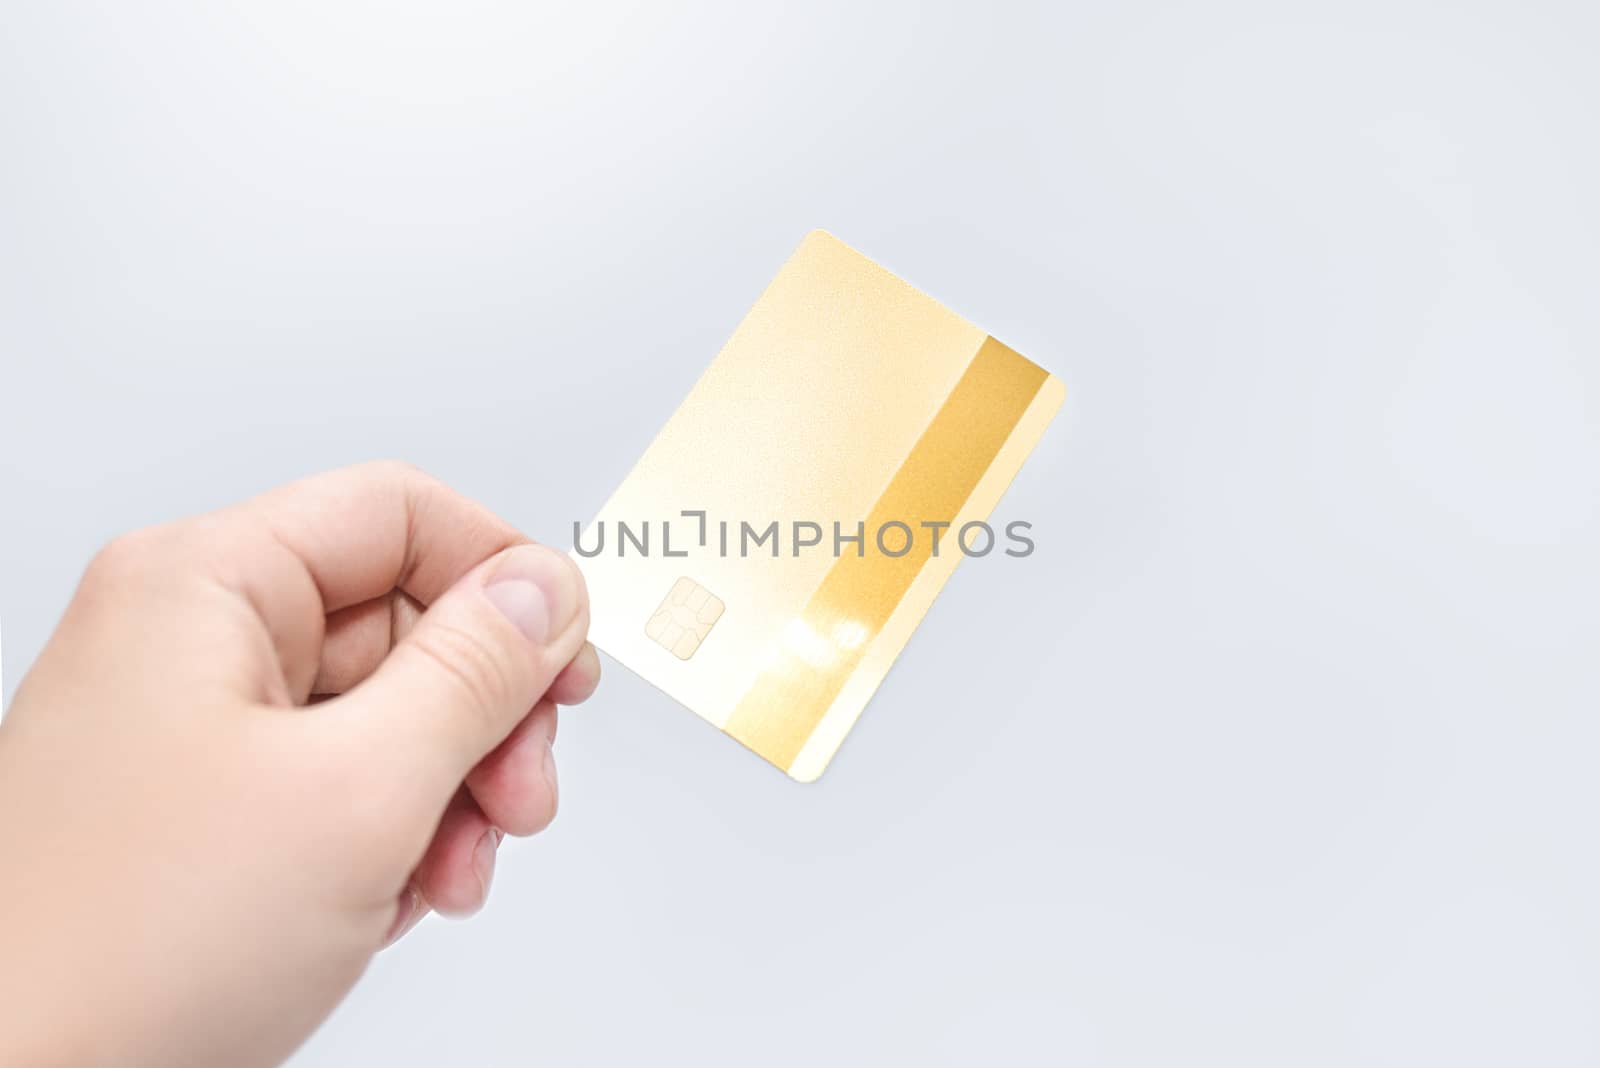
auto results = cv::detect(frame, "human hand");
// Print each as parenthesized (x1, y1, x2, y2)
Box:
(0, 462, 597, 1067)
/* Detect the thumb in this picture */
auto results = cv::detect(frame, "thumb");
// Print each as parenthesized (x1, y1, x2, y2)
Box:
(340, 543, 588, 795)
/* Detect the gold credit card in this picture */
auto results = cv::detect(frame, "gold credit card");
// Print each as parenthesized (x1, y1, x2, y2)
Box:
(576, 231, 1064, 781)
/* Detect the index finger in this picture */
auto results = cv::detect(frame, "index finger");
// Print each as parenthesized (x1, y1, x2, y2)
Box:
(212, 461, 529, 699)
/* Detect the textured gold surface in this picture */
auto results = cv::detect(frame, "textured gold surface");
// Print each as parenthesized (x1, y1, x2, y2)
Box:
(575, 231, 1064, 781)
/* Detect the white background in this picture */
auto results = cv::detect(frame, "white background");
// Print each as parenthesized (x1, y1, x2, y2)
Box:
(2, 2, 1598, 1065)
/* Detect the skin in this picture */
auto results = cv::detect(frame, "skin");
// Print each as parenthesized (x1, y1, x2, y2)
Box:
(0, 462, 599, 1067)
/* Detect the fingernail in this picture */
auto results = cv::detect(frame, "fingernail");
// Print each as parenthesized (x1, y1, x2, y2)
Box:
(473, 827, 499, 900)
(542, 742, 559, 811)
(384, 885, 419, 947)
(484, 545, 581, 645)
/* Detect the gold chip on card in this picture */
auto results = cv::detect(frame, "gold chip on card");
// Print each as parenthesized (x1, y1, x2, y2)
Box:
(645, 577, 725, 660)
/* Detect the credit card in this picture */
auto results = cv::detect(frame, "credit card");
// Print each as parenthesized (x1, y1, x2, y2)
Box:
(575, 231, 1064, 781)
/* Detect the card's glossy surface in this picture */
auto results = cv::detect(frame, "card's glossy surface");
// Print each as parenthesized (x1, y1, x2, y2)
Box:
(576, 231, 1064, 781)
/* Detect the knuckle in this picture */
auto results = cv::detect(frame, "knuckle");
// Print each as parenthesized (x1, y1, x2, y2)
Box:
(362, 458, 434, 493)
(83, 526, 171, 586)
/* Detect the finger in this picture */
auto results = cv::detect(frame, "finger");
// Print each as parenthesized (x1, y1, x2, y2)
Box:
(204, 461, 527, 701)
(412, 790, 499, 917)
(313, 590, 423, 694)
(331, 542, 588, 807)
(547, 643, 600, 706)
(246, 460, 525, 611)
(466, 700, 559, 837)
